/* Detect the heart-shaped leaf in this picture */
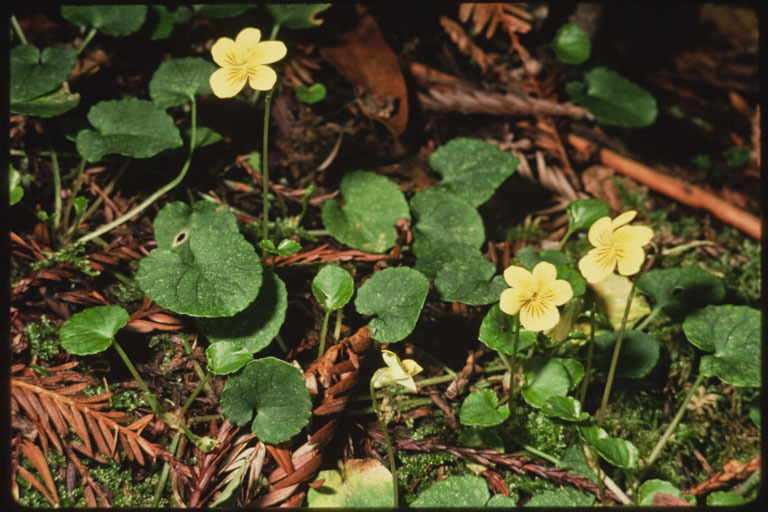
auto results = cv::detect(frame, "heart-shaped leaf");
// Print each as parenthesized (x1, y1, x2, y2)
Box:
(147, 5, 192, 40)
(312, 265, 355, 311)
(565, 198, 609, 234)
(682, 304, 760, 387)
(205, 341, 254, 375)
(266, 3, 330, 29)
(149, 57, 217, 108)
(59, 305, 129, 355)
(593, 330, 660, 379)
(413, 243, 481, 280)
(410, 189, 485, 261)
(459, 389, 510, 427)
(61, 5, 148, 36)
(637, 267, 725, 318)
(11, 84, 81, 118)
(75, 98, 183, 162)
(478, 304, 537, 355)
(539, 396, 590, 422)
(578, 424, 639, 469)
(322, 170, 410, 253)
(193, 5, 255, 18)
(354, 267, 429, 343)
(295, 83, 327, 104)
(522, 357, 583, 408)
(10, 45, 78, 103)
(552, 23, 591, 65)
(259, 238, 301, 257)
(524, 487, 595, 507)
(307, 458, 394, 508)
(429, 137, 519, 207)
(136, 201, 262, 317)
(638, 480, 696, 506)
(220, 357, 312, 444)
(434, 254, 507, 305)
(411, 475, 490, 508)
(487, 494, 518, 507)
(197, 268, 287, 357)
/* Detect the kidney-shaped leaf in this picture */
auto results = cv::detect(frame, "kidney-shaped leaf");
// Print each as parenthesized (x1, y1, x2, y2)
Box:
(149, 57, 217, 108)
(266, 4, 330, 29)
(478, 304, 537, 355)
(429, 137, 519, 207)
(322, 170, 410, 253)
(59, 305, 130, 355)
(10, 45, 78, 103)
(540, 395, 590, 422)
(637, 267, 725, 318)
(434, 254, 507, 306)
(682, 304, 760, 387)
(410, 189, 485, 260)
(411, 474, 490, 508)
(522, 357, 582, 408)
(220, 357, 312, 444)
(312, 265, 355, 311)
(593, 330, 660, 379)
(61, 5, 148, 36)
(205, 341, 254, 375)
(76, 98, 183, 162)
(307, 458, 393, 508)
(566, 198, 609, 234)
(459, 389, 510, 427)
(354, 267, 429, 343)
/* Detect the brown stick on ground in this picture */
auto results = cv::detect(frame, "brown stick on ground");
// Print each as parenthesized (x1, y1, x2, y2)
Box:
(568, 134, 761, 239)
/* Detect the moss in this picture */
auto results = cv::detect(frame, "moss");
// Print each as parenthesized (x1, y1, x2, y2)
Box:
(398, 451, 466, 504)
(24, 315, 61, 361)
(504, 472, 561, 503)
(84, 382, 145, 413)
(30, 244, 100, 277)
(111, 283, 145, 304)
(148, 333, 177, 372)
(508, 409, 568, 458)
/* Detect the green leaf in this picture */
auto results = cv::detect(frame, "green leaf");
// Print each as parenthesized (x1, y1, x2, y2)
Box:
(579, 424, 639, 469)
(193, 5, 255, 18)
(266, 4, 330, 29)
(539, 396, 590, 422)
(565, 198, 609, 233)
(11, 84, 80, 118)
(9, 166, 24, 206)
(637, 479, 695, 506)
(514, 247, 586, 297)
(749, 396, 760, 428)
(478, 304, 537, 355)
(354, 267, 429, 343)
(321, 170, 410, 253)
(566, 67, 658, 127)
(521, 357, 582, 408)
(637, 267, 725, 318)
(590, 273, 651, 329)
(73, 196, 88, 217)
(10, 45, 78, 103)
(149, 57, 217, 108)
(411, 474, 490, 508)
(523, 487, 595, 507)
(295, 83, 326, 104)
(410, 189, 485, 261)
(259, 238, 301, 256)
(61, 5, 148, 36)
(205, 341, 253, 375)
(59, 305, 129, 355)
(706, 491, 747, 506)
(307, 458, 394, 508)
(559, 445, 598, 483)
(593, 330, 660, 379)
(486, 494, 518, 507)
(413, 243, 481, 280)
(148, 6, 192, 40)
(75, 98, 183, 162)
(136, 201, 262, 317)
(312, 265, 355, 311)
(552, 24, 591, 65)
(456, 426, 504, 452)
(187, 126, 222, 148)
(197, 268, 287, 356)
(429, 137, 519, 207)
(434, 254, 507, 305)
(220, 357, 312, 444)
(682, 304, 760, 387)
(459, 389, 510, 427)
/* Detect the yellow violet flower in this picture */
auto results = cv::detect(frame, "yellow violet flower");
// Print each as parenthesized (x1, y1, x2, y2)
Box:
(578, 210, 654, 284)
(371, 350, 423, 393)
(500, 261, 573, 332)
(209, 27, 287, 98)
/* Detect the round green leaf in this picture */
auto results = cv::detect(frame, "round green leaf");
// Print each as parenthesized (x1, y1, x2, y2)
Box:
(411, 475, 490, 508)
(566, 67, 658, 127)
(434, 255, 507, 305)
(459, 389, 510, 427)
(149, 57, 217, 108)
(487, 494, 518, 507)
(413, 243, 481, 280)
(410, 189, 485, 260)
(706, 491, 747, 506)
(637, 267, 725, 318)
(10, 45, 78, 103)
(205, 341, 253, 375)
(539, 395, 590, 422)
(312, 265, 354, 311)
(478, 304, 537, 355)
(593, 330, 660, 379)
(9, 167, 24, 206)
(148, 6, 192, 40)
(61, 5, 148, 36)
(321, 170, 410, 253)
(75, 98, 183, 162)
(638, 480, 695, 506)
(193, 5, 254, 18)
(429, 137, 519, 207)
(552, 24, 591, 65)
(220, 357, 312, 444)
(153, 201, 239, 249)
(682, 305, 760, 387)
(296, 83, 327, 104)
(354, 267, 429, 343)
(523, 487, 595, 507)
(522, 357, 582, 408)
(565, 198, 609, 233)
(197, 268, 287, 355)
(59, 305, 129, 355)
(307, 458, 394, 508)
(266, 4, 330, 29)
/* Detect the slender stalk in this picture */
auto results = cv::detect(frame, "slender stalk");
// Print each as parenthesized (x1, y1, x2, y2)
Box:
(414, 364, 508, 389)
(47, 137, 63, 232)
(180, 373, 210, 417)
(76, 28, 98, 55)
(370, 380, 398, 508)
(318, 308, 332, 357)
(736, 469, 760, 497)
(275, 334, 289, 354)
(508, 315, 522, 399)
(261, 89, 274, 243)
(187, 414, 222, 424)
(557, 228, 574, 250)
(634, 305, 662, 332)
(521, 443, 561, 466)
(61, 158, 87, 234)
(112, 339, 158, 413)
(76, 97, 198, 246)
(578, 303, 597, 405)
(11, 15, 28, 44)
(71, 160, 129, 233)
(334, 309, 343, 341)
(597, 279, 637, 426)
(152, 432, 181, 507)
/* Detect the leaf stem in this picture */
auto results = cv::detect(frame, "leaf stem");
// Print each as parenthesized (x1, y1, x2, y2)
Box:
(152, 432, 181, 507)
(370, 379, 399, 508)
(318, 308, 332, 357)
(60, 158, 87, 235)
(47, 135, 63, 233)
(112, 339, 158, 413)
(508, 315, 522, 400)
(334, 308, 343, 341)
(180, 373, 209, 417)
(633, 305, 662, 332)
(557, 228, 574, 250)
(76, 28, 98, 56)
(261, 89, 274, 244)
(10, 15, 28, 44)
(578, 302, 597, 405)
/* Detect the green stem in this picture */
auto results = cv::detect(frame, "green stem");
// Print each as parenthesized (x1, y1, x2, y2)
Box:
(557, 228, 574, 250)
(634, 305, 662, 332)
(152, 432, 181, 507)
(180, 373, 209, 417)
(318, 308, 332, 357)
(370, 379, 398, 508)
(268, 23, 281, 42)
(275, 334, 289, 354)
(736, 469, 760, 497)
(578, 303, 597, 405)
(11, 15, 28, 44)
(48, 137, 63, 232)
(187, 414, 222, 424)
(334, 308, 343, 341)
(508, 315, 522, 400)
(76, 97, 198, 246)
(61, 158, 87, 234)
(72, 160, 129, 233)
(521, 443, 561, 466)
(76, 28, 98, 55)
(112, 339, 158, 413)
(261, 89, 274, 243)
(414, 364, 508, 388)
(597, 279, 637, 426)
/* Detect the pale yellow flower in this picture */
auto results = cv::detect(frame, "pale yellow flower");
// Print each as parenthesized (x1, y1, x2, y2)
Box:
(500, 261, 573, 332)
(578, 210, 654, 284)
(371, 350, 423, 393)
(209, 27, 287, 98)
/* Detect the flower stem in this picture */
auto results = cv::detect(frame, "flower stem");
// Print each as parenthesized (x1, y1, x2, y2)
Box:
(597, 279, 637, 426)
(508, 315, 522, 400)
(261, 89, 274, 244)
(60, 158, 87, 235)
(10, 15, 28, 44)
(152, 432, 181, 507)
(76, 28, 98, 55)
(47, 136, 63, 233)
(180, 373, 209, 417)
(334, 308, 343, 340)
(112, 339, 158, 413)
(634, 305, 662, 332)
(370, 379, 398, 508)
(557, 228, 574, 250)
(318, 308, 332, 357)
(578, 302, 597, 405)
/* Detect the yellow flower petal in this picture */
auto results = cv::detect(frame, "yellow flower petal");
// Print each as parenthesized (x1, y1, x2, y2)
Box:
(247, 65, 277, 91)
(579, 247, 616, 284)
(235, 27, 262, 53)
(503, 265, 533, 290)
(499, 287, 526, 316)
(520, 300, 560, 332)
(531, 261, 558, 290)
(543, 279, 574, 306)
(211, 37, 237, 67)
(249, 41, 288, 65)
(613, 224, 654, 248)
(588, 216, 613, 247)
(611, 210, 638, 230)
(401, 359, 423, 377)
(209, 66, 247, 98)
(616, 243, 646, 276)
